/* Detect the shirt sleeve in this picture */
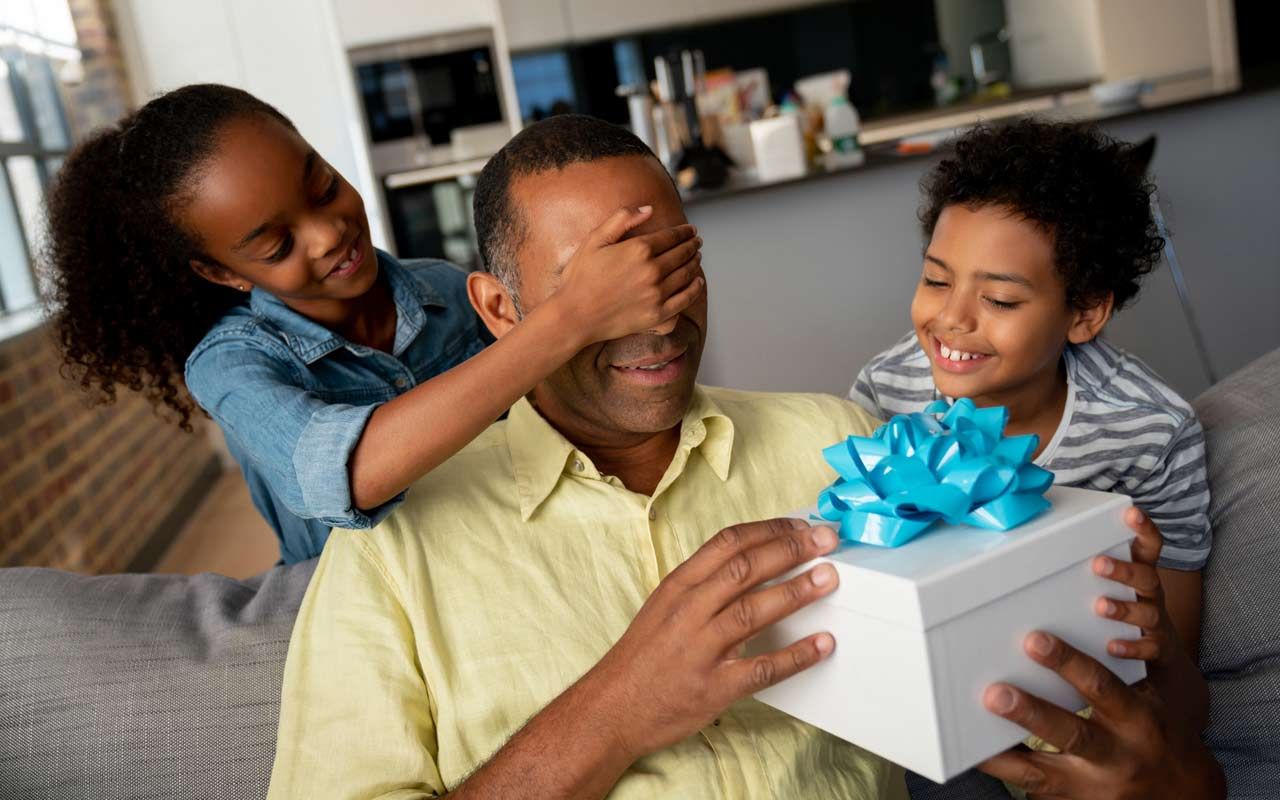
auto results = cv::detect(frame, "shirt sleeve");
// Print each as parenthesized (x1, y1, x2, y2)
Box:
(847, 361, 885, 420)
(268, 531, 445, 800)
(185, 339, 403, 528)
(1129, 416, 1213, 570)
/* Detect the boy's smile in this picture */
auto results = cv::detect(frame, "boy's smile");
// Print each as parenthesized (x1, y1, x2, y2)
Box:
(911, 204, 1107, 428)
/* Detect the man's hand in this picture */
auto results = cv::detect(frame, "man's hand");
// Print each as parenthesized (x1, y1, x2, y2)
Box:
(584, 517, 841, 762)
(450, 518, 841, 800)
(977, 632, 1224, 800)
(552, 206, 704, 346)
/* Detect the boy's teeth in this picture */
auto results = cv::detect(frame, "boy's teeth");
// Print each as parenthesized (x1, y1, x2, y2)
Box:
(940, 342, 984, 362)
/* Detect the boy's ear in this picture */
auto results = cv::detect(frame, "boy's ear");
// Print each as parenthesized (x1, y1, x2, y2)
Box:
(1067, 292, 1115, 345)
(467, 271, 520, 339)
(190, 259, 252, 293)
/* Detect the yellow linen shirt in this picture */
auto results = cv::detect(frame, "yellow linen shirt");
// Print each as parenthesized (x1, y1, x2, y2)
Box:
(269, 386, 907, 799)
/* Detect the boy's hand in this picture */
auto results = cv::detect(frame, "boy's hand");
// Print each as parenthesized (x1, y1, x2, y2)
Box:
(553, 206, 704, 346)
(580, 518, 840, 762)
(1092, 507, 1180, 670)
(978, 633, 1225, 800)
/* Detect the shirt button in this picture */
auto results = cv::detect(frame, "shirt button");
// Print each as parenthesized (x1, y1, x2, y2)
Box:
(713, 718, 721, 727)
(648, 508, 657, 521)
(574, 459, 584, 472)
(394, 377, 408, 389)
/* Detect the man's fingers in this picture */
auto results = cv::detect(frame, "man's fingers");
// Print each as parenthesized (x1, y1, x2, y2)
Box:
(976, 750, 1071, 799)
(1094, 596, 1162, 630)
(671, 518, 823, 587)
(1123, 506, 1163, 567)
(701, 524, 840, 613)
(586, 206, 655, 247)
(711, 563, 838, 649)
(659, 269, 704, 319)
(982, 681, 1106, 762)
(720, 632, 835, 697)
(1093, 553, 1163, 600)
(1023, 632, 1143, 720)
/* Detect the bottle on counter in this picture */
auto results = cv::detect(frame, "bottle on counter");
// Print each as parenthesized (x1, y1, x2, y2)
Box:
(823, 95, 864, 169)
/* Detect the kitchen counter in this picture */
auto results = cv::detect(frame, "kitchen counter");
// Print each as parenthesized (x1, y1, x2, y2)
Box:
(683, 68, 1270, 207)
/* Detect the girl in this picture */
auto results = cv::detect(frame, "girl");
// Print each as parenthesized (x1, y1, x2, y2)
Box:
(45, 84, 704, 563)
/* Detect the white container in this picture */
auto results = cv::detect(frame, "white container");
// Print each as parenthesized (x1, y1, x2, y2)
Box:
(748, 485, 1146, 783)
(749, 115, 807, 182)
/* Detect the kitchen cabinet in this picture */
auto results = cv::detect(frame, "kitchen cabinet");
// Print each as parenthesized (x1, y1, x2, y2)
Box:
(564, 0, 697, 41)
(331, 0, 499, 48)
(1005, 0, 1231, 87)
(499, 0, 572, 51)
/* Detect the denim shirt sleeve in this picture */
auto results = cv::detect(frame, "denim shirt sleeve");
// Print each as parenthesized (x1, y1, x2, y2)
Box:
(185, 337, 402, 529)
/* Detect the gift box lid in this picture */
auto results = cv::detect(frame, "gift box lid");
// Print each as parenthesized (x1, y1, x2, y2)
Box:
(792, 485, 1133, 631)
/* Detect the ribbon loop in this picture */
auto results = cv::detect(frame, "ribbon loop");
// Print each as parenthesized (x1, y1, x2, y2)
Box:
(817, 399, 1053, 547)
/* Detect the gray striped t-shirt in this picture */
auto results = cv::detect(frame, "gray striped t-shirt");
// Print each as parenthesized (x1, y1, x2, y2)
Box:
(849, 333, 1212, 570)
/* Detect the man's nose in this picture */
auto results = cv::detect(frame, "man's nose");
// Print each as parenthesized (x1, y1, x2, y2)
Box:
(645, 316, 680, 337)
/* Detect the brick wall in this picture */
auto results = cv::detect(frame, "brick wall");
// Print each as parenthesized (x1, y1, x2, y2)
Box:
(0, 324, 221, 573)
(63, 0, 134, 138)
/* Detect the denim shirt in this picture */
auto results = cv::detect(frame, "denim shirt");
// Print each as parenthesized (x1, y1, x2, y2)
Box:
(185, 251, 487, 563)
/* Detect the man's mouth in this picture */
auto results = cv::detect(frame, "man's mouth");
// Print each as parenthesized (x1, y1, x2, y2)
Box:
(932, 336, 992, 374)
(325, 234, 364, 280)
(610, 348, 689, 385)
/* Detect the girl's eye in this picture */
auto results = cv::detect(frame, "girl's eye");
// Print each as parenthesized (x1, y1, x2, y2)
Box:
(984, 296, 1022, 310)
(267, 232, 294, 264)
(318, 173, 340, 204)
(922, 277, 948, 288)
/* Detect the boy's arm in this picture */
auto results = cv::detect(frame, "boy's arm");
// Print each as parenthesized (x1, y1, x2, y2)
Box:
(350, 208, 702, 509)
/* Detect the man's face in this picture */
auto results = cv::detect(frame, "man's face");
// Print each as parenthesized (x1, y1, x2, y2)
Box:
(911, 204, 1077, 404)
(510, 155, 707, 439)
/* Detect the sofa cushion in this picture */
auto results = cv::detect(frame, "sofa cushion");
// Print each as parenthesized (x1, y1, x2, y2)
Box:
(0, 559, 315, 800)
(1194, 347, 1280, 798)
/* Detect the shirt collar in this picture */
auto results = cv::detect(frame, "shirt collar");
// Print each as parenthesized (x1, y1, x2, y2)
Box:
(248, 249, 447, 363)
(508, 386, 736, 521)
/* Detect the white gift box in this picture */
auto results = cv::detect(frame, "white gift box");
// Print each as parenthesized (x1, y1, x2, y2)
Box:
(748, 485, 1146, 783)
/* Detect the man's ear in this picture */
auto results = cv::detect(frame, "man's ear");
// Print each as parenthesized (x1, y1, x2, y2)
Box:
(467, 271, 520, 339)
(190, 258, 252, 293)
(1067, 292, 1115, 345)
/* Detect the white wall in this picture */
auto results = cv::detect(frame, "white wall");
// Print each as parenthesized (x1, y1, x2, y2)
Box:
(114, 0, 390, 247)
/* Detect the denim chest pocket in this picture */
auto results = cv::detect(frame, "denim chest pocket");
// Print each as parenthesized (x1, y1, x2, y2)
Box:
(303, 361, 402, 405)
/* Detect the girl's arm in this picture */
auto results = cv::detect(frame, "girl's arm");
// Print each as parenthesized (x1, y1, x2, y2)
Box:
(349, 206, 703, 510)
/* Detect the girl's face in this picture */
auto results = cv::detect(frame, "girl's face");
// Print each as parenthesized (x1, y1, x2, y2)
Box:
(910, 204, 1107, 406)
(180, 115, 378, 304)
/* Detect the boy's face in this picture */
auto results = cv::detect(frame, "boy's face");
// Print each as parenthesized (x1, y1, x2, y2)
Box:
(911, 204, 1085, 405)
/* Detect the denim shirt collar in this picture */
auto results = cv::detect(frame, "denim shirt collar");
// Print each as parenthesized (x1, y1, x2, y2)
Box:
(248, 249, 447, 364)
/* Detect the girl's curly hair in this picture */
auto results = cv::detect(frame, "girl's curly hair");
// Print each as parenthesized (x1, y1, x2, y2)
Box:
(920, 119, 1165, 311)
(44, 84, 294, 430)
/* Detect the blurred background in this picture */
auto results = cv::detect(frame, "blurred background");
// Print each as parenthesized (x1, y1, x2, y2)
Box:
(0, 0, 1276, 577)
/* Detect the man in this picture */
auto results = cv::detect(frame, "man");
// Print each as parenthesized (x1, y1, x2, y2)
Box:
(268, 116, 1223, 800)
(268, 113, 901, 799)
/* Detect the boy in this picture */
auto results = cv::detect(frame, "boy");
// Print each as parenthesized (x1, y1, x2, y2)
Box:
(850, 119, 1210, 729)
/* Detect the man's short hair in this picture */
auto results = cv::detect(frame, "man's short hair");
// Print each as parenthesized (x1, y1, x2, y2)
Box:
(473, 114, 661, 309)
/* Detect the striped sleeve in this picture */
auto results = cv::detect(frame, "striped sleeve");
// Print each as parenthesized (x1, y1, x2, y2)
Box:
(1129, 416, 1213, 570)
(848, 362, 885, 420)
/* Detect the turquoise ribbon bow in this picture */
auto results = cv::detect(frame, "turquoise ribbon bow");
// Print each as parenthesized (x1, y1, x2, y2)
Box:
(816, 399, 1054, 547)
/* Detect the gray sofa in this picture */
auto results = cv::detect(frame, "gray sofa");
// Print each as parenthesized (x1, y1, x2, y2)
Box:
(3, 349, 1278, 799)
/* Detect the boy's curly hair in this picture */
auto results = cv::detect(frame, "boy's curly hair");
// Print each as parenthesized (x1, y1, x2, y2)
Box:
(44, 84, 294, 430)
(920, 119, 1165, 311)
